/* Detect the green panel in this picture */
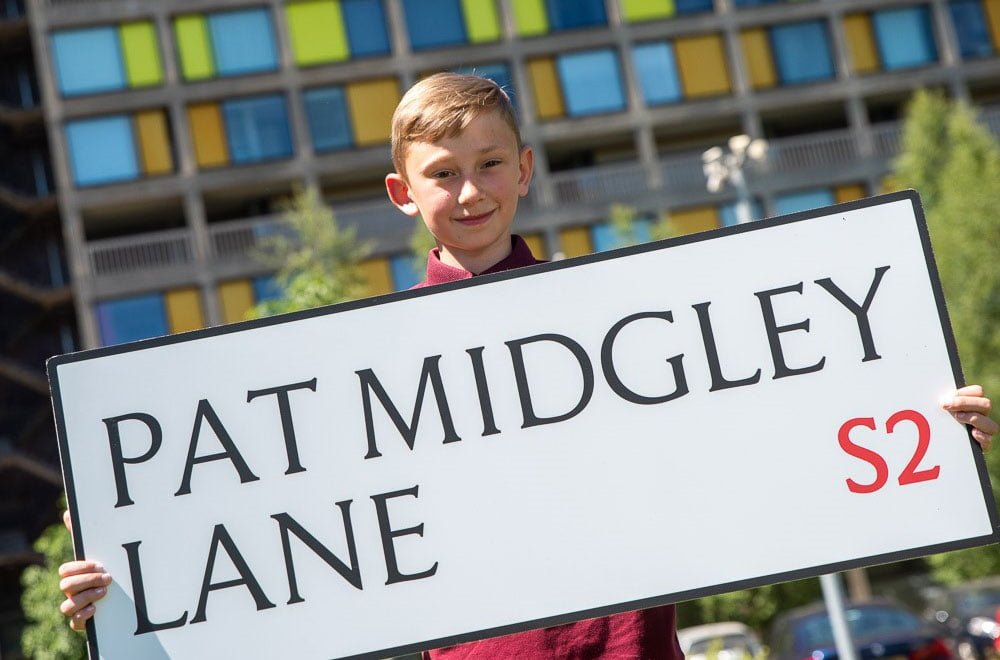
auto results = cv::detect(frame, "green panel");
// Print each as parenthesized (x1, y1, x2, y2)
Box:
(174, 14, 215, 80)
(621, 0, 674, 22)
(462, 0, 501, 43)
(512, 0, 547, 36)
(286, 0, 349, 65)
(119, 22, 163, 87)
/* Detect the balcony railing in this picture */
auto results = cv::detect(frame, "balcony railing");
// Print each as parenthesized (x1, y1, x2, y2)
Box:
(549, 161, 650, 206)
(88, 228, 194, 278)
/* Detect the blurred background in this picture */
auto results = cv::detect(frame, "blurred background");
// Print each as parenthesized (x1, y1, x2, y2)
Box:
(2, 0, 1000, 657)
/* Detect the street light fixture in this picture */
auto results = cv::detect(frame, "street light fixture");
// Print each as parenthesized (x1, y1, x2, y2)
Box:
(701, 134, 768, 224)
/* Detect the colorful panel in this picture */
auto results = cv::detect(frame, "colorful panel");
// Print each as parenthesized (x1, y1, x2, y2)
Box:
(134, 110, 173, 175)
(97, 294, 167, 346)
(843, 14, 880, 74)
(252, 275, 283, 302)
(740, 28, 777, 89)
(949, 0, 995, 58)
(187, 103, 230, 168)
(556, 49, 625, 116)
(774, 188, 835, 215)
(66, 115, 138, 187)
(770, 21, 835, 84)
(119, 22, 163, 87)
(51, 26, 124, 96)
(222, 95, 293, 164)
(669, 207, 718, 234)
(286, 0, 350, 65)
(835, 183, 867, 203)
(621, 0, 674, 22)
(633, 42, 682, 105)
(165, 288, 204, 333)
(720, 200, 763, 227)
(545, 0, 606, 30)
(527, 58, 565, 118)
(403, 0, 467, 50)
(342, 0, 391, 56)
(522, 234, 547, 259)
(218, 280, 255, 323)
(872, 7, 938, 70)
(986, 0, 1000, 49)
(512, 0, 548, 36)
(209, 8, 279, 76)
(462, 0, 501, 43)
(390, 254, 422, 290)
(304, 87, 353, 151)
(174, 15, 215, 80)
(674, 34, 731, 97)
(359, 258, 394, 296)
(674, 0, 713, 13)
(558, 226, 592, 257)
(346, 78, 400, 146)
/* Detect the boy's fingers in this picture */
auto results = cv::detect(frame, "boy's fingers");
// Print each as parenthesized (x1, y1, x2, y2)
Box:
(943, 395, 992, 415)
(63, 510, 72, 533)
(58, 560, 105, 579)
(953, 412, 1000, 436)
(971, 429, 993, 453)
(69, 604, 96, 631)
(59, 587, 106, 617)
(59, 570, 111, 596)
(955, 384, 984, 397)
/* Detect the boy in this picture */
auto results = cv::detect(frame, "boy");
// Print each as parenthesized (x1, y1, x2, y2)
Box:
(58, 73, 997, 657)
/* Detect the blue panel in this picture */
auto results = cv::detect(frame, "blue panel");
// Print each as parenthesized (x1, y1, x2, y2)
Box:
(402, 0, 466, 50)
(390, 254, 423, 290)
(557, 49, 626, 117)
(545, 0, 606, 30)
(223, 95, 293, 164)
(632, 42, 682, 105)
(343, 0, 390, 56)
(303, 87, 353, 152)
(591, 218, 653, 251)
(774, 189, 835, 216)
(97, 294, 167, 346)
(209, 9, 278, 76)
(720, 200, 764, 227)
(65, 115, 138, 187)
(949, 1, 994, 58)
(51, 27, 125, 96)
(733, 0, 784, 6)
(770, 21, 835, 84)
(252, 275, 283, 302)
(455, 63, 516, 111)
(873, 7, 938, 70)
(675, 0, 714, 13)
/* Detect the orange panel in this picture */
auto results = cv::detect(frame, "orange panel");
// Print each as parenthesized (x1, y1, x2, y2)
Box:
(527, 57, 565, 119)
(187, 102, 229, 168)
(843, 14, 880, 74)
(134, 110, 174, 175)
(559, 226, 591, 257)
(835, 183, 867, 203)
(669, 207, 719, 235)
(358, 258, 394, 297)
(674, 34, 731, 97)
(522, 233, 547, 260)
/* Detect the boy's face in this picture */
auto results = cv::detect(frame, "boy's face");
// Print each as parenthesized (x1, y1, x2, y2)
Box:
(385, 110, 533, 271)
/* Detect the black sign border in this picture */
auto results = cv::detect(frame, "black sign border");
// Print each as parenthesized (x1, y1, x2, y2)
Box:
(47, 189, 1000, 660)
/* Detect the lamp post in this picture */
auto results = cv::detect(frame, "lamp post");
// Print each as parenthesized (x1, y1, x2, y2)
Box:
(701, 134, 768, 224)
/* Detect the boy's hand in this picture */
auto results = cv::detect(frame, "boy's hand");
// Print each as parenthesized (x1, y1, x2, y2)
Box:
(943, 385, 996, 452)
(59, 510, 111, 631)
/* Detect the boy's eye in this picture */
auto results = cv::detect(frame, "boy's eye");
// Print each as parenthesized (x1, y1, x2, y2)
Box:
(432, 170, 454, 179)
(483, 159, 501, 168)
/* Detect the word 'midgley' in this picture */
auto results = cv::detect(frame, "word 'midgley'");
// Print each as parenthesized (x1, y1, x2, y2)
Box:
(100, 266, 890, 635)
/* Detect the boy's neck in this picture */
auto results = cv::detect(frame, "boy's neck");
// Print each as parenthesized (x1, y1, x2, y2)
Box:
(437, 233, 514, 275)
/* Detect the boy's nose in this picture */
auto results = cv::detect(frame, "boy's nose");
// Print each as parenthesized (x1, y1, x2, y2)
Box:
(457, 177, 483, 205)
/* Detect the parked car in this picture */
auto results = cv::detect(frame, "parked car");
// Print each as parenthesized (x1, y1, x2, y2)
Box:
(769, 600, 954, 660)
(678, 622, 764, 660)
(923, 577, 1000, 660)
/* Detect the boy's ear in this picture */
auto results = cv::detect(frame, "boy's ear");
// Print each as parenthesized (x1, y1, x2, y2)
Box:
(517, 145, 534, 197)
(385, 173, 421, 217)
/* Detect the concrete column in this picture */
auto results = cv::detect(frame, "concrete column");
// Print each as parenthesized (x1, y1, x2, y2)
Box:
(183, 190, 222, 326)
(929, 0, 970, 101)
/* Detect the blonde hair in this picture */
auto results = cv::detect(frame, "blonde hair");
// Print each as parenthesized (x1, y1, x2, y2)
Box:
(390, 72, 521, 176)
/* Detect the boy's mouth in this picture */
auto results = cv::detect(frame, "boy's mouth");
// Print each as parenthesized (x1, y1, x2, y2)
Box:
(454, 209, 495, 225)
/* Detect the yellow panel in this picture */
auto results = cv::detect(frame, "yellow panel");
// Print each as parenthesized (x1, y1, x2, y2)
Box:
(843, 14, 880, 74)
(674, 34, 731, 98)
(165, 287, 204, 333)
(134, 110, 174, 175)
(187, 103, 229, 168)
(218, 280, 255, 324)
(512, 0, 548, 36)
(527, 58, 565, 119)
(621, 0, 674, 22)
(670, 207, 719, 235)
(119, 22, 163, 87)
(522, 233, 547, 260)
(835, 183, 867, 203)
(358, 258, 394, 297)
(346, 78, 400, 147)
(740, 28, 776, 89)
(559, 227, 592, 258)
(984, 0, 1000, 49)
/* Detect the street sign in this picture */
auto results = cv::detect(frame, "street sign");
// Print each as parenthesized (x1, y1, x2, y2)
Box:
(49, 191, 999, 659)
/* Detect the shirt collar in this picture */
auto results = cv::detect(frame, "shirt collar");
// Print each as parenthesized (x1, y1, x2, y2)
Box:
(422, 235, 540, 286)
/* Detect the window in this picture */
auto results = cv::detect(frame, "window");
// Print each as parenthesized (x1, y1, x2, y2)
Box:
(770, 21, 835, 84)
(545, 0, 606, 30)
(674, 34, 731, 97)
(949, 0, 995, 58)
(872, 6, 937, 70)
(556, 49, 625, 117)
(304, 87, 353, 152)
(222, 95, 293, 164)
(774, 188, 835, 215)
(174, 8, 278, 80)
(590, 219, 653, 252)
(97, 294, 168, 345)
(342, 0, 391, 56)
(402, 0, 501, 50)
(345, 78, 400, 146)
(51, 23, 163, 96)
(390, 254, 422, 289)
(633, 43, 682, 105)
(66, 116, 138, 186)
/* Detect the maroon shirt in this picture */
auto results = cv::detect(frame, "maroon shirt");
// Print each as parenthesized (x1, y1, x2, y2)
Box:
(416, 235, 685, 660)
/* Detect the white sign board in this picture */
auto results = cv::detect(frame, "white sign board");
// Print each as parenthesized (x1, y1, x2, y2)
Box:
(50, 192, 998, 660)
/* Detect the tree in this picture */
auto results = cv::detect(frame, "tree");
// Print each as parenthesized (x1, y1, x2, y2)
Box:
(249, 186, 372, 318)
(890, 89, 1000, 582)
(21, 511, 86, 659)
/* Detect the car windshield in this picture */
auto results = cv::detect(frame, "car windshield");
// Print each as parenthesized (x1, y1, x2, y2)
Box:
(953, 590, 1000, 617)
(689, 634, 755, 655)
(794, 606, 923, 651)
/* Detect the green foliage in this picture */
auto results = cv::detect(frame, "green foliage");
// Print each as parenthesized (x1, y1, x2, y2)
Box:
(409, 219, 437, 278)
(676, 578, 821, 636)
(892, 89, 1000, 581)
(249, 186, 372, 318)
(608, 203, 677, 245)
(21, 521, 86, 660)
